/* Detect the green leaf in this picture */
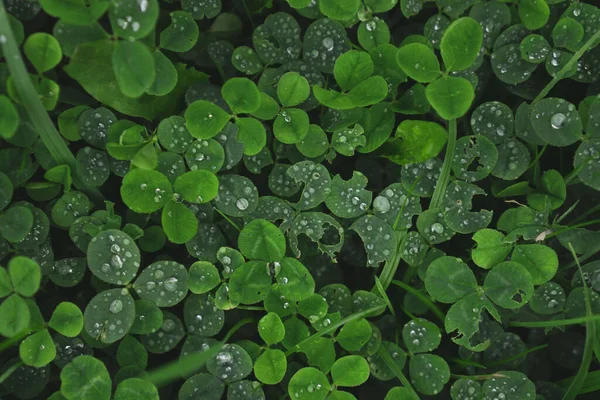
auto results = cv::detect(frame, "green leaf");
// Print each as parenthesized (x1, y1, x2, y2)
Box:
(319, 0, 360, 20)
(530, 282, 565, 315)
(183, 294, 224, 336)
(40, 0, 109, 25)
(511, 244, 558, 285)
(530, 98, 582, 146)
(251, 93, 280, 121)
(83, 288, 136, 344)
(288, 367, 331, 400)
(146, 50, 177, 97)
(112, 40, 155, 98)
(60, 356, 112, 400)
(277, 258, 315, 302)
(114, 378, 159, 400)
(574, 140, 600, 191)
(160, 11, 199, 53)
(229, 261, 271, 304)
(425, 256, 478, 303)
(482, 372, 535, 400)
(519, 0, 550, 31)
(0, 205, 33, 243)
(214, 174, 259, 217)
(0, 294, 30, 337)
(470, 101, 514, 144)
(0, 95, 19, 140)
(133, 261, 189, 307)
(440, 17, 483, 72)
(520, 34, 551, 64)
(303, 18, 351, 74)
(334, 50, 374, 91)
(472, 229, 511, 269)
(120, 169, 172, 214)
(358, 18, 391, 51)
(254, 12, 302, 65)
(332, 124, 366, 156)
(527, 169, 566, 211)
(347, 76, 389, 107)
(325, 172, 372, 219)
(409, 354, 450, 396)
(255, 348, 287, 384)
(336, 318, 372, 351)
(65, 40, 207, 121)
(0, 266, 10, 298)
(20, 329, 56, 367)
(236, 117, 266, 156)
(238, 219, 286, 262)
(222, 78, 261, 115)
(258, 312, 285, 345)
(188, 261, 220, 294)
(402, 318, 442, 353)
(117, 335, 148, 369)
(331, 356, 370, 387)
(8, 256, 40, 297)
(174, 170, 219, 204)
(425, 76, 474, 120)
(108, 0, 159, 39)
(178, 373, 224, 400)
(161, 200, 197, 244)
(387, 120, 447, 164)
(23, 33, 62, 73)
(483, 261, 534, 309)
(274, 108, 310, 144)
(49, 302, 83, 337)
(207, 344, 253, 383)
(232, 46, 264, 75)
(296, 125, 329, 158)
(351, 214, 397, 267)
(278, 72, 311, 107)
(87, 229, 141, 285)
(396, 43, 441, 83)
(185, 100, 230, 139)
(52, 21, 108, 58)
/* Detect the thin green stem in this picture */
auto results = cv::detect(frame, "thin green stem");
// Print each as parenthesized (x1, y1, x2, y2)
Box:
(0, 326, 42, 353)
(487, 344, 548, 367)
(374, 276, 396, 317)
(148, 317, 253, 387)
(451, 372, 510, 381)
(376, 231, 406, 290)
(0, 2, 103, 204)
(214, 208, 242, 231)
(240, 0, 255, 29)
(430, 118, 457, 209)
(285, 305, 385, 357)
(572, 203, 600, 225)
(562, 243, 595, 400)
(391, 280, 445, 323)
(527, 145, 547, 170)
(0, 361, 22, 385)
(378, 347, 420, 399)
(532, 28, 600, 105)
(236, 305, 265, 311)
(548, 218, 600, 239)
(509, 314, 600, 328)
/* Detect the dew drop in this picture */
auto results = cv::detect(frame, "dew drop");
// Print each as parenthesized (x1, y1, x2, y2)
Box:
(551, 113, 567, 129)
(109, 299, 123, 314)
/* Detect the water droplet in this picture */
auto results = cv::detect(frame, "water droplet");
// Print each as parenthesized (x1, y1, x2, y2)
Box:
(551, 113, 567, 129)
(373, 196, 391, 213)
(431, 223, 444, 234)
(366, 21, 376, 31)
(109, 300, 123, 314)
(164, 277, 178, 291)
(236, 198, 249, 210)
(322, 37, 334, 51)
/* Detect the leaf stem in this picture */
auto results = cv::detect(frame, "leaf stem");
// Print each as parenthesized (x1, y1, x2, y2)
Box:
(0, 326, 42, 353)
(391, 280, 445, 323)
(0, 361, 22, 385)
(214, 208, 242, 231)
(532, 28, 600, 105)
(285, 305, 385, 357)
(378, 347, 420, 399)
(430, 118, 457, 209)
(509, 314, 600, 328)
(0, 2, 103, 204)
(148, 317, 253, 387)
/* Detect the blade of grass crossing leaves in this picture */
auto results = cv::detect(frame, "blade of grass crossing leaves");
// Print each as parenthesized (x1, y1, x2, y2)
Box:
(374, 276, 396, 317)
(0, 361, 23, 385)
(561, 243, 595, 400)
(0, 2, 103, 204)
(560, 370, 600, 394)
(378, 346, 420, 400)
(532, 28, 600, 105)
(430, 118, 457, 209)
(392, 280, 445, 323)
(147, 317, 253, 387)
(285, 305, 386, 356)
